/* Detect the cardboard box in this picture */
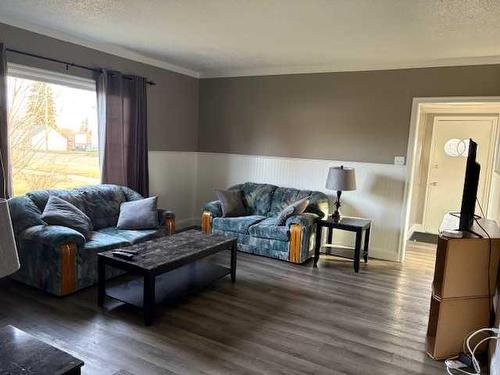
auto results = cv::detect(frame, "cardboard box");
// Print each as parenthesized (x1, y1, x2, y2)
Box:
(426, 294, 490, 360)
(433, 232, 500, 299)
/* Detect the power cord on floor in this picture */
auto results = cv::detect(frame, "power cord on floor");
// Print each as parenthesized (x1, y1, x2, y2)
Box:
(445, 328, 500, 374)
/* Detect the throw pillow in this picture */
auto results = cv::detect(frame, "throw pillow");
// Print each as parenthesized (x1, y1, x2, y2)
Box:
(41, 195, 93, 239)
(117, 196, 159, 230)
(216, 189, 246, 217)
(276, 197, 310, 226)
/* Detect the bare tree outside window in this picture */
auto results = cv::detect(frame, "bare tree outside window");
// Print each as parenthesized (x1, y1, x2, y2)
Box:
(7, 76, 100, 196)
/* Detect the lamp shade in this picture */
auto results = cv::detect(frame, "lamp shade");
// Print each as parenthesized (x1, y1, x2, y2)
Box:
(0, 199, 20, 278)
(326, 166, 356, 191)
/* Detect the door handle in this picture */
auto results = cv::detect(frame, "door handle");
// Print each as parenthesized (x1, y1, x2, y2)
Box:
(429, 182, 438, 186)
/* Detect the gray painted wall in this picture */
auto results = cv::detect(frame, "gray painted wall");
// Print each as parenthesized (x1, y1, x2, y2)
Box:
(199, 66, 500, 164)
(4, 21, 500, 166)
(0, 22, 199, 152)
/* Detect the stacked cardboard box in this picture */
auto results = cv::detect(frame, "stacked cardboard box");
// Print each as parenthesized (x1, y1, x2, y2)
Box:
(426, 215, 500, 360)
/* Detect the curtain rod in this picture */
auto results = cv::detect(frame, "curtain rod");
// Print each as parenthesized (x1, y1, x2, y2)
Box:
(6, 48, 156, 86)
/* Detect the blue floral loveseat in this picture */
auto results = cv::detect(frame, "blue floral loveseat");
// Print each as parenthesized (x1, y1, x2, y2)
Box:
(8, 184, 175, 296)
(201, 182, 329, 263)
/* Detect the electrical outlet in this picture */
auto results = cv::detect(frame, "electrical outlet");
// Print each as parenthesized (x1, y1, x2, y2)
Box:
(394, 156, 406, 165)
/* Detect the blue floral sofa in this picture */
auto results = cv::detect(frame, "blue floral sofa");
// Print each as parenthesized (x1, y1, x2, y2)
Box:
(8, 184, 175, 296)
(201, 182, 329, 263)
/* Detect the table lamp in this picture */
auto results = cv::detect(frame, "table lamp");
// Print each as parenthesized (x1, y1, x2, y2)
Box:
(0, 198, 19, 278)
(325, 165, 356, 221)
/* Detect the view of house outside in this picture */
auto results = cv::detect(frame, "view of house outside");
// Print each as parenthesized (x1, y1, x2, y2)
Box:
(7, 76, 100, 196)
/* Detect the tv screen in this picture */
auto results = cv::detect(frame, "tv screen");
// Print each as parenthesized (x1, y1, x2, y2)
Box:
(458, 139, 480, 231)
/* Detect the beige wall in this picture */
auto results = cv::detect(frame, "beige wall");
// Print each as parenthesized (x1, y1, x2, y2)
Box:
(0, 22, 199, 152)
(199, 66, 500, 164)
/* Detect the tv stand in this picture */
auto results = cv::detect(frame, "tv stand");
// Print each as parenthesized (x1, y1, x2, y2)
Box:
(427, 213, 500, 360)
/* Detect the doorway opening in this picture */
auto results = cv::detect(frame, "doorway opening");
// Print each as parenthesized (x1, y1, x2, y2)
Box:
(400, 98, 500, 260)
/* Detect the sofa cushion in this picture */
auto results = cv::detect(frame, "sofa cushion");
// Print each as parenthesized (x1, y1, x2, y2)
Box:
(248, 217, 290, 241)
(77, 231, 129, 291)
(120, 186, 144, 201)
(268, 187, 313, 217)
(240, 182, 278, 215)
(216, 189, 246, 217)
(305, 191, 330, 218)
(83, 231, 130, 251)
(98, 227, 161, 245)
(7, 196, 45, 235)
(78, 185, 127, 230)
(276, 197, 309, 226)
(117, 197, 159, 230)
(27, 189, 86, 213)
(213, 215, 266, 234)
(41, 196, 93, 239)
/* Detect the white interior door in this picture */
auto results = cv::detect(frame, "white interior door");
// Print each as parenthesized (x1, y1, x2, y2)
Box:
(423, 116, 498, 233)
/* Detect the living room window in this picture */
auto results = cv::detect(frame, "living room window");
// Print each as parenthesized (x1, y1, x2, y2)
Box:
(6, 64, 100, 196)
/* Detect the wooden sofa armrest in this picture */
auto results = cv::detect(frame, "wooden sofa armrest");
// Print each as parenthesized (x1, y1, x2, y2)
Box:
(59, 242, 77, 296)
(202, 211, 212, 234)
(289, 223, 302, 263)
(165, 217, 176, 235)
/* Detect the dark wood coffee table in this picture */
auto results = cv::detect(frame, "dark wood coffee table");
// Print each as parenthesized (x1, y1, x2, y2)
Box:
(0, 325, 84, 374)
(97, 230, 237, 325)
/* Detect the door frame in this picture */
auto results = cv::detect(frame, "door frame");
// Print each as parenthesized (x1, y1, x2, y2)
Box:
(399, 97, 500, 262)
(421, 115, 499, 233)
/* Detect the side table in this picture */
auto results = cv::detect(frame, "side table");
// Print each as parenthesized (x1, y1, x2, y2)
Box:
(314, 217, 372, 272)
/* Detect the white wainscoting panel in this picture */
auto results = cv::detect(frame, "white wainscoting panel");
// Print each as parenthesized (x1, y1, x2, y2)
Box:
(149, 151, 406, 261)
(196, 152, 406, 261)
(149, 151, 198, 228)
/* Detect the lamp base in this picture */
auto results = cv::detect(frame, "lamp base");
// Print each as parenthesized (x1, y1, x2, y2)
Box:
(331, 210, 341, 222)
(331, 190, 343, 222)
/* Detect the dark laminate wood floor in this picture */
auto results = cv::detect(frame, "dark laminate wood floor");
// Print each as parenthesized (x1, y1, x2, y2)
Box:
(0, 242, 443, 375)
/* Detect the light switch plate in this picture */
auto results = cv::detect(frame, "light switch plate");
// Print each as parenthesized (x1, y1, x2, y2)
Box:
(394, 156, 406, 165)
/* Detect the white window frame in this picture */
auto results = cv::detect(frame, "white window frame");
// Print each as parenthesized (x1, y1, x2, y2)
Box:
(7, 63, 96, 91)
(6, 63, 101, 194)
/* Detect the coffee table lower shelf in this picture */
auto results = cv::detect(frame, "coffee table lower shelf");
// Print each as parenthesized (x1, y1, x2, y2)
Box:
(102, 261, 231, 322)
(98, 230, 238, 326)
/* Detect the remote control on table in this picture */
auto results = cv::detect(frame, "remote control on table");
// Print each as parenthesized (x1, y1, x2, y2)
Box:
(118, 249, 139, 255)
(112, 251, 135, 260)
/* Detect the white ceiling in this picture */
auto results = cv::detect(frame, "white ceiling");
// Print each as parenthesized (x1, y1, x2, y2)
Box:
(1, 0, 500, 78)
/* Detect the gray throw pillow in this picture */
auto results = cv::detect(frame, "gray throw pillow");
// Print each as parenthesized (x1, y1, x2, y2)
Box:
(216, 189, 246, 217)
(41, 195, 93, 239)
(276, 197, 310, 226)
(117, 196, 159, 230)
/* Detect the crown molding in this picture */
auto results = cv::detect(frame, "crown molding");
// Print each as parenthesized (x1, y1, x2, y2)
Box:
(199, 55, 500, 78)
(0, 17, 200, 78)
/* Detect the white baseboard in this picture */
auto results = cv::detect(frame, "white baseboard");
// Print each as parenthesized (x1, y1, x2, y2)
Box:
(370, 247, 399, 261)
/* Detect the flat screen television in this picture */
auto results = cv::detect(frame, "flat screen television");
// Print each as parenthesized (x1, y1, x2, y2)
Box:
(458, 139, 480, 231)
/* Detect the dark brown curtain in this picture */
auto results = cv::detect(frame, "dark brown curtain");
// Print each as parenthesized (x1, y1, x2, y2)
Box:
(97, 70, 149, 196)
(0, 43, 11, 199)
